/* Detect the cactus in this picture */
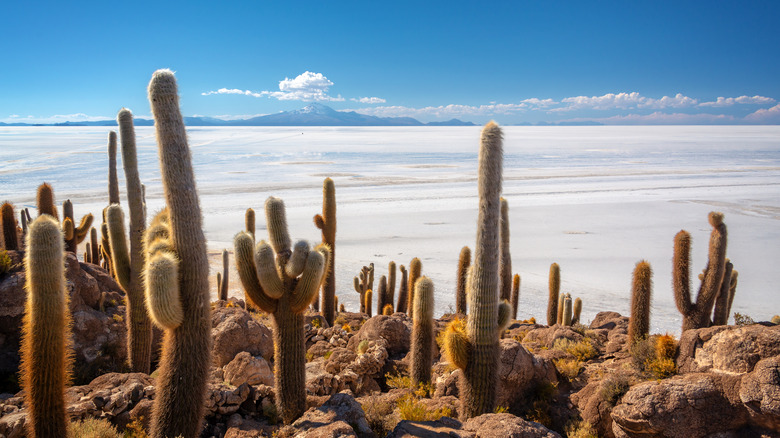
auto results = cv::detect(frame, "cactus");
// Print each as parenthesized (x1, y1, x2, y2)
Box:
(411, 276, 435, 388)
(339, 303, 345, 313)
(499, 198, 511, 302)
(20, 215, 72, 437)
(387, 261, 396, 310)
(313, 177, 336, 320)
(36, 182, 58, 220)
(383, 303, 394, 315)
(510, 273, 520, 320)
(353, 263, 374, 314)
(712, 261, 734, 325)
(218, 249, 229, 301)
(90, 227, 99, 264)
(1, 202, 19, 250)
(456, 246, 471, 315)
(376, 275, 388, 313)
(557, 291, 565, 325)
(396, 264, 408, 313)
(245, 208, 255, 238)
(107, 130, 120, 204)
(144, 210, 183, 330)
(673, 212, 728, 331)
(628, 261, 652, 345)
(547, 263, 560, 326)
(20, 209, 29, 240)
(62, 199, 94, 253)
(442, 121, 504, 419)
(234, 196, 328, 423)
(562, 294, 573, 326)
(145, 69, 212, 438)
(572, 297, 582, 325)
(407, 257, 422, 319)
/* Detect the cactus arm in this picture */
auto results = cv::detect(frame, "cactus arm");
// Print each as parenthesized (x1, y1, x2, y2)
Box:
(456, 246, 471, 315)
(290, 249, 327, 313)
(255, 240, 286, 299)
(695, 212, 728, 326)
(673, 230, 693, 316)
(106, 204, 131, 290)
(712, 260, 733, 325)
(145, 251, 183, 330)
(497, 299, 511, 332)
(63, 217, 74, 241)
(285, 240, 309, 278)
(443, 318, 470, 370)
(74, 213, 94, 243)
(510, 273, 520, 320)
(499, 198, 511, 302)
(245, 208, 255, 239)
(233, 232, 277, 313)
(265, 197, 291, 258)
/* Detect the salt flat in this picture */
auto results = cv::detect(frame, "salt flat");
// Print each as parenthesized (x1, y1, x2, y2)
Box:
(2, 125, 779, 334)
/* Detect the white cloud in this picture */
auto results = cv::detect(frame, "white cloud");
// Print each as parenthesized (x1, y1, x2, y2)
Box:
(521, 98, 557, 108)
(350, 97, 387, 104)
(744, 103, 780, 123)
(562, 112, 737, 125)
(202, 71, 344, 102)
(553, 92, 698, 112)
(0, 113, 114, 124)
(345, 102, 532, 119)
(699, 95, 776, 107)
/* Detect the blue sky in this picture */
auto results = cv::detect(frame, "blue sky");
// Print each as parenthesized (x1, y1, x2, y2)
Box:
(2, 1, 779, 124)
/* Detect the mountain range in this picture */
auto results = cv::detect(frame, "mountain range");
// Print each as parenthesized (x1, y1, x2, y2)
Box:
(0, 103, 476, 127)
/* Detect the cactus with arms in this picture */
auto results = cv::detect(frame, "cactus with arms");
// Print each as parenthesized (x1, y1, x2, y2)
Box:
(442, 121, 509, 419)
(145, 69, 212, 438)
(234, 196, 329, 423)
(62, 199, 93, 254)
(353, 263, 374, 314)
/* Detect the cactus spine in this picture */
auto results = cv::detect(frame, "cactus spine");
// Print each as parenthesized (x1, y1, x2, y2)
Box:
(407, 257, 422, 319)
(20, 215, 72, 437)
(510, 273, 520, 320)
(234, 196, 328, 423)
(443, 121, 504, 419)
(107, 130, 120, 204)
(548, 263, 560, 326)
(218, 249, 229, 301)
(628, 261, 652, 345)
(313, 177, 336, 318)
(1, 202, 19, 250)
(396, 265, 408, 313)
(146, 69, 212, 438)
(456, 246, 471, 315)
(499, 198, 512, 302)
(411, 276, 434, 388)
(673, 212, 728, 331)
(353, 263, 373, 314)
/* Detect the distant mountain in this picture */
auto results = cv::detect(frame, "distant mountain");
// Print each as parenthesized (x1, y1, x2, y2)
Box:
(2, 103, 477, 127)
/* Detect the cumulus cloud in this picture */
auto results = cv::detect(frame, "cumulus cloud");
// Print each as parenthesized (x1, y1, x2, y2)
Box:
(552, 92, 698, 112)
(350, 97, 387, 104)
(561, 112, 737, 125)
(744, 103, 780, 123)
(202, 71, 344, 102)
(345, 102, 534, 119)
(699, 95, 776, 107)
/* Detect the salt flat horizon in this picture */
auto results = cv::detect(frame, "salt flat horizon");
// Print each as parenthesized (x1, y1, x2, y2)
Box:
(2, 125, 779, 335)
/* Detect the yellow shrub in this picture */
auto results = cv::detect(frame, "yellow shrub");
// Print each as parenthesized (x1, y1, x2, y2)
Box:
(553, 338, 597, 362)
(554, 358, 583, 380)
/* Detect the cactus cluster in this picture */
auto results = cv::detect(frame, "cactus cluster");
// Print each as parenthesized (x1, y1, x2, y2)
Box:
(234, 196, 329, 423)
(353, 263, 374, 314)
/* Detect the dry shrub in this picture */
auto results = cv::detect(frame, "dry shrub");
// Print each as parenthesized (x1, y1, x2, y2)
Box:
(565, 419, 598, 438)
(396, 394, 452, 421)
(599, 372, 632, 407)
(361, 393, 396, 437)
(554, 358, 583, 380)
(67, 418, 122, 438)
(553, 337, 597, 362)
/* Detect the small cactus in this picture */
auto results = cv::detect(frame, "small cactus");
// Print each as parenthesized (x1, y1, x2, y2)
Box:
(36, 182, 58, 220)
(510, 273, 520, 320)
(456, 246, 471, 315)
(353, 263, 374, 314)
(562, 294, 573, 326)
(711, 260, 734, 325)
(628, 261, 652, 345)
(411, 276, 435, 388)
(1, 202, 19, 250)
(62, 199, 93, 253)
(572, 297, 582, 325)
(407, 257, 422, 319)
(383, 303, 394, 315)
(396, 265, 408, 313)
(245, 208, 255, 238)
(547, 263, 560, 326)
(387, 261, 397, 310)
(107, 130, 120, 204)
(365, 289, 373, 317)
(218, 249, 229, 301)
(377, 275, 389, 314)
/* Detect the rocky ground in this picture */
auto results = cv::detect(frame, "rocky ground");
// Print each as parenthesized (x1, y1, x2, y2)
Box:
(1, 250, 779, 437)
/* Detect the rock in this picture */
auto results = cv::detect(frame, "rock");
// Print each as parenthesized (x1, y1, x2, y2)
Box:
(522, 325, 583, 349)
(497, 339, 558, 411)
(308, 340, 334, 359)
(0, 411, 26, 438)
(739, 356, 780, 430)
(212, 306, 274, 367)
(611, 373, 748, 438)
(347, 340, 388, 377)
(434, 368, 461, 398)
(677, 325, 780, 374)
(590, 312, 628, 331)
(324, 348, 357, 374)
(225, 417, 271, 437)
(461, 413, 562, 437)
(292, 392, 374, 438)
(347, 315, 410, 358)
(224, 352, 274, 387)
(387, 417, 462, 437)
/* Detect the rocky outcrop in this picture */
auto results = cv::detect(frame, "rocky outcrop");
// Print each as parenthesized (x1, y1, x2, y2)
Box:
(739, 355, 780, 430)
(289, 392, 374, 438)
(589, 311, 630, 355)
(347, 314, 410, 358)
(211, 304, 274, 367)
(461, 413, 562, 437)
(677, 324, 780, 374)
(307, 340, 389, 396)
(497, 339, 558, 411)
(522, 325, 583, 349)
(224, 352, 274, 387)
(386, 417, 462, 437)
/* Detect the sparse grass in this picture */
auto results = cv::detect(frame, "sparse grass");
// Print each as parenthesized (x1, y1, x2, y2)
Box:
(554, 358, 583, 380)
(122, 417, 149, 438)
(599, 373, 632, 407)
(734, 313, 756, 326)
(323, 350, 333, 360)
(305, 352, 315, 362)
(565, 419, 598, 438)
(396, 394, 452, 421)
(67, 418, 122, 438)
(112, 314, 124, 323)
(631, 334, 678, 379)
(524, 381, 557, 428)
(645, 356, 676, 379)
(341, 323, 352, 333)
(0, 250, 12, 277)
(385, 372, 412, 390)
(494, 405, 509, 414)
(772, 315, 780, 325)
(553, 337, 597, 362)
(311, 317, 322, 328)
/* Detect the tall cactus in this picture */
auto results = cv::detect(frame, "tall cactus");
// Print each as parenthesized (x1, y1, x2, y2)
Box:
(1, 202, 19, 250)
(377, 275, 389, 314)
(36, 182, 58, 220)
(557, 292, 565, 325)
(146, 69, 212, 438)
(547, 263, 560, 326)
(456, 246, 471, 315)
(572, 297, 582, 325)
(353, 264, 373, 314)
(442, 121, 509, 419)
(407, 257, 422, 319)
(218, 249, 229, 301)
(562, 294, 573, 326)
(411, 276, 434, 388)
(499, 198, 512, 302)
(107, 130, 120, 205)
(510, 273, 520, 320)
(62, 199, 93, 254)
(673, 212, 728, 331)
(234, 197, 328, 423)
(387, 261, 397, 310)
(628, 261, 652, 345)
(396, 265, 408, 313)
(20, 215, 72, 437)
(313, 177, 336, 321)
(90, 227, 99, 264)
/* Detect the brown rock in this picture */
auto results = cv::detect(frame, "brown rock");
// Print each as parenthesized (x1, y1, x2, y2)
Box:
(497, 339, 558, 411)
(461, 413, 562, 437)
(611, 373, 748, 438)
(324, 347, 357, 374)
(522, 325, 583, 349)
(590, 312, 628, 331)
(740, 356, 780, 430)
(224, 352, 274, 387)
(387, 417, 463, 437)
(0, 411, 26, 438)
(292, 392, 374, 438)
(212, 306, 274, 366)
(347, 314, 410, 358)
(678, 325, 780, 374)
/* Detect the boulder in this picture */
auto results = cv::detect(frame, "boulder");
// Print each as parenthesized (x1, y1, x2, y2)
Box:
(461, 413, 562, 437)
(677, 324, 780, 374)
(589, 312, 628, 331)
(212, 305, 274, 367)
(224, 352, 274, 387)
(386, 417, 462, 437)
(739, 355, 780, 430)
(347, 315, 410, 358)
(611, 373, 747, 437)
(291, 392, 374, 438)
(522, 325, 583, 349)
(324, 347, 357, 374)
(497, 339, 558, 411)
